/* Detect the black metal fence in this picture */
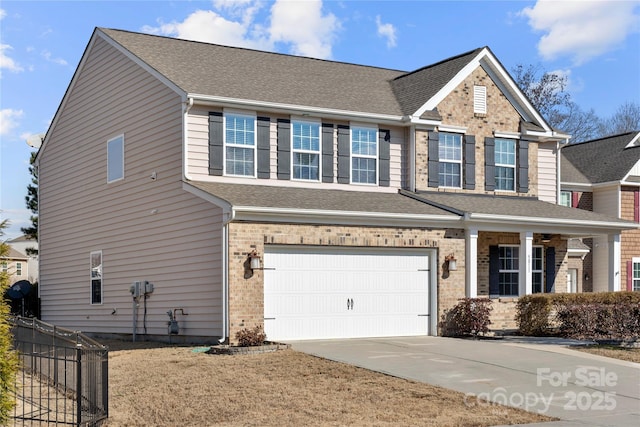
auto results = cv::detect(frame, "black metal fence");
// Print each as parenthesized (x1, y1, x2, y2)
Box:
(9, 316, 108, 426)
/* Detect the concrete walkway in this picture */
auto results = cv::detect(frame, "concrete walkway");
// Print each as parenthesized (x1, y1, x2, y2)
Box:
(289, 336, 640, 426)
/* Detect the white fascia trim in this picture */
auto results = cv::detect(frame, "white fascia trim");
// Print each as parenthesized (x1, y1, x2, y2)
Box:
(561, 181, 593, 191)
(415, 49, 488, 117)
(409, 116, 441, 128)
(190, 93, 405, 126)
(467, 213, 639, 231)
(182, 182, 233, 222)
(234, 206, 461, 227)
(624, 132, 640, 148)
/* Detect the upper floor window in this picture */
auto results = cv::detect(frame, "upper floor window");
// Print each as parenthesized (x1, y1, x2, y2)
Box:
(107, 135, 124, 183)
(1, 261, 7, 273)
(225, 113, 256, 177)
(351, 127, 377, 184)
(495, 138, 516, 191)
(439, 133, 462, 188)
(292, 121, 320, 181)
(633, 258, 640, 291)
(16, 262, 22, 276)
(560, 191, 572, 207)
(474, 85, 487, 114)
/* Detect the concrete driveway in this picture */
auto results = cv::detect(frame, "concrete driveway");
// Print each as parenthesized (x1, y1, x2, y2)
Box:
(289, 336, 640, 427)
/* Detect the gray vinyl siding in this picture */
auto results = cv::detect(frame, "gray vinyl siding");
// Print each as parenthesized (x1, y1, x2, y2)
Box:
(38, 36, 223, 338)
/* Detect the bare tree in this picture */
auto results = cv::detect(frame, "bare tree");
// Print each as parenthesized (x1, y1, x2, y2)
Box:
(602, 101, 640, 136)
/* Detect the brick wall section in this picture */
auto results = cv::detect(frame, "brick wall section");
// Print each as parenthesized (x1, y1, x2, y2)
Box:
(621, 187, 640, 289)
(227, 222, 466, 342)
(475, 232, 568, 329)
(415, 66, 539, 198)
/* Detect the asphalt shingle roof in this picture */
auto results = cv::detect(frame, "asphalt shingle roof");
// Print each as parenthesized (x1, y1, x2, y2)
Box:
(186, 181, 458, 217)
(561, 132, 640, 184)
(406, 190, 635, 224)
(99, 28, 483, 118)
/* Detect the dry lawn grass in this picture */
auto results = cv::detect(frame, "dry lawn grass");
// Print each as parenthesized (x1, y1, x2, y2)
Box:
(104, 340, 553, 427)
(574, 345, 640, 363)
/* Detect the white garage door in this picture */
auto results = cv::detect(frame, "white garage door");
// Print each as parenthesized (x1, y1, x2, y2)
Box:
(264, 246, 432, 341)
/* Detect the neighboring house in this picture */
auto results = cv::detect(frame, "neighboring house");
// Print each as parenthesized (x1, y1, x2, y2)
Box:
(35, 28, 636, 343)
(7, 235, 39, 284)
(1, 247, 29, 286)
(561, 131, 640, 292)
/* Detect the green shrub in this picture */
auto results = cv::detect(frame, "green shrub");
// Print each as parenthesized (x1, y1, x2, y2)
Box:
(0, 222, 19, 423)
(235, 325, 266, 347)
(442, 298, 493, 337)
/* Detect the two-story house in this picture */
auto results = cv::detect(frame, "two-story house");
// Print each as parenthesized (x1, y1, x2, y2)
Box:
(35, 28, 636, 343)
(561, 131, 640, 293)
(1, 246, 29, 286)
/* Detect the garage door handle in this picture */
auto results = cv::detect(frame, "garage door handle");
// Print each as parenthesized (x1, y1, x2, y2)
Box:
(347, 298, 354, 310)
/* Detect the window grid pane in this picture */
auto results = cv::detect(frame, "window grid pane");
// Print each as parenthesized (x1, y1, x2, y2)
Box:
(225, 114, 255, 176)
(532, 247, 544, 294)
(438, 133, 462, 188)
(352, 158, 376, 184)
(293, 122, 320, 180)
(495, 138, 515, 191)
(352, 128, 377, 156)
(633, 261, 640, 291)
(499, 246, 519, 296)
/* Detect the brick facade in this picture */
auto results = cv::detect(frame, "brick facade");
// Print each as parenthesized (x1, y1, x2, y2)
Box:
(227, 222, 466, 342)
(415, 67, 539, 198)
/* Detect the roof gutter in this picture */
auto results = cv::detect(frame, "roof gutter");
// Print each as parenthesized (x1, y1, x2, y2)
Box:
(466, 212, 639, 232)
(188, 93, 406, 126)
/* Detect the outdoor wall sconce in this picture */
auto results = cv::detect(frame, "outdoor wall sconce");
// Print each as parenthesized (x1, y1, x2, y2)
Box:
(541, 234, 551, 243)
(445, 253, 457, 271)
(584, 272, 590, 281)
(249, 250, 262, 271)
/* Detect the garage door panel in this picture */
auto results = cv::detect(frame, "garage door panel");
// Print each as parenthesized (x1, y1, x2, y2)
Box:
(264, 246, 432, 341)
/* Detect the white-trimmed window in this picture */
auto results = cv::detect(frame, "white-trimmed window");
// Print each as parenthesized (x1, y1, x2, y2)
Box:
(107, 135, 124, 183)
(16, 262, 22, 276)
(499, 246, 519, 296)
(474, 85, 487, 114)
(1, 261, 7, 273)
(292, 120, 320, 181)
(90, 251, 103, 305)
(532, 247, 544, 293)
(351, 127, 377, 184)
(225, 113, 256, 177)
(439, 132, 462, 188)
(560, 191, 571, 207)
(495, 138, 516, 191)
(633, 258, 640, 291)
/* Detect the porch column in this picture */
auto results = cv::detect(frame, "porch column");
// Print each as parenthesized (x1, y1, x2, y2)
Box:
(466, 228, 478, 298)
(608, 233, 621, 291)
(520, 231, 533, 295)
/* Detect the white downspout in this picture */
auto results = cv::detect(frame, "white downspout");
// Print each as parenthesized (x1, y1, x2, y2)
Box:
(181, 96, 231, 343)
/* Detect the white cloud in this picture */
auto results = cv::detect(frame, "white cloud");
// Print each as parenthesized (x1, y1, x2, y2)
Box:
(0, 43, 24, 76)
(143, 0, 339, 59)
(269, 0, 339, 58)
(142, 8, 269, 50)
(0, 9, 6, 20)
(0, 108, 24, 136)
(375, 15, 397, 48)
(520, 0, 640, 65)
(41, 50, 68, 66)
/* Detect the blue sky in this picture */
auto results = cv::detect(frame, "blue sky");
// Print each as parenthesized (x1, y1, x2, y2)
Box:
(1, 0, 639, 240)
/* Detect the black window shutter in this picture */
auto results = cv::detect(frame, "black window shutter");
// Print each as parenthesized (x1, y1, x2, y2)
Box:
(428, 131, 439, 187)
(277, 119, 290, 180)
(464, 135, 476, 190)
(257, 116, 270, 179)
(337, 125, 350, 184)
(518, 140, 529, 193)
(489, 246, 500, 297)
(379, 129, 390, 187)
(208, 112, 224, 176)
(545, 247, 556, 293)
(485, 137, 495, 191)
(322, 123, 334, 183)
